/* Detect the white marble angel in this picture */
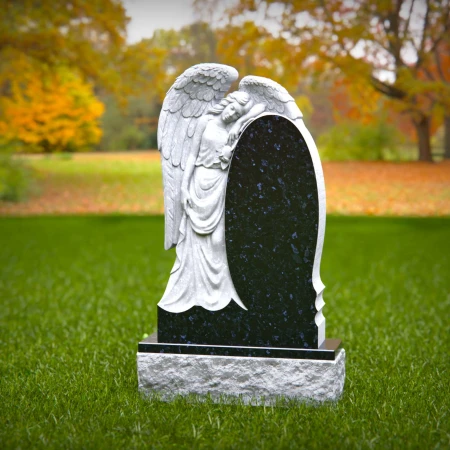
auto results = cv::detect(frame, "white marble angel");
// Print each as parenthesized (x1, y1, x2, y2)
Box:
(157, 64, 302, 313)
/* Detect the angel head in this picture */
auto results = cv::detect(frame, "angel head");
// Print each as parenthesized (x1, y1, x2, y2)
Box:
(158, 64, 303, 250)
(208, 91, 252, 124)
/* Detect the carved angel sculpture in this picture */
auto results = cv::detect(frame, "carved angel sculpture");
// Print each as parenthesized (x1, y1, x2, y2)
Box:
(157, 64, 303, 313)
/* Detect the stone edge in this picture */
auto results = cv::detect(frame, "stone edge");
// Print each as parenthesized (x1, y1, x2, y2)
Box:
(137, 348, 345, 406)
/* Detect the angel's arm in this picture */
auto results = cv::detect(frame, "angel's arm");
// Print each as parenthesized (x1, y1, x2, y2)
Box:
(228, 103, 266, 144)
(181, 116, 210, 208)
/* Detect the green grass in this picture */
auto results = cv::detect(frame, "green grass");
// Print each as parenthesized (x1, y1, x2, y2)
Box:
(24, 154, 164, 212)
(30, 155, 160, 181)
(1, 215, 449, 449)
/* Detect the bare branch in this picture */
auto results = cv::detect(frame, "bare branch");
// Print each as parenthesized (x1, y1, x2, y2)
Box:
(370, 75, 407, 99)
(417, 0, 431, 68)
(401, 0, 416, 40)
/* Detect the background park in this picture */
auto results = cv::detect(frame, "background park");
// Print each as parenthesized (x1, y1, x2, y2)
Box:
(0, 0, 449, 448)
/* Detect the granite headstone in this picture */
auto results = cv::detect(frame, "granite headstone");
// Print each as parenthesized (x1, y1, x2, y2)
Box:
(137, 64, 345, 404)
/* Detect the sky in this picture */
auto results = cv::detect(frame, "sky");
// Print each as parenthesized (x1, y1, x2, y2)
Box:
(123, 0, 196, 44)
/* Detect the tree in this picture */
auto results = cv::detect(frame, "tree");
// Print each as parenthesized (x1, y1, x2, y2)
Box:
(148, 22, 220, 100)
(202, 0, 450, 161)
(0, 66, 104, 152)
(420, 39, 450, 158)
(99, 94, 160, 151)
(0, 0, 128, 94)
(0, 0, 131, 153)
(95, 23, 223, 151)
(102, 20, 314, 152)
(329, 77, 386, 126)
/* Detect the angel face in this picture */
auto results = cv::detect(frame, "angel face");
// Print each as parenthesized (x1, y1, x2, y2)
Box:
(221, 101, 246, 124)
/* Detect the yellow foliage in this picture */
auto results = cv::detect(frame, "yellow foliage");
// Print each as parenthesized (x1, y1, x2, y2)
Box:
(328, 76, 384, 126)
(0, 0, 128, 97)
(0, 68, 104, 153)
(216, 22, 300, 92)
(294, 95, 313, 119)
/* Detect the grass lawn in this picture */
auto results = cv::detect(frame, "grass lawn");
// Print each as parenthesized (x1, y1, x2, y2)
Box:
(1, 215, 449, 449)
(0, 153, 164, 215)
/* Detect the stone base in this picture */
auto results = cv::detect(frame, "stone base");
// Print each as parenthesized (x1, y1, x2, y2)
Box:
(137, 348, 345, 405)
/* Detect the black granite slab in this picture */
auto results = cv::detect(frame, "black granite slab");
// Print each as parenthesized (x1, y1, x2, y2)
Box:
(140, 333, 341, 361)
(158, 114, 322, 349)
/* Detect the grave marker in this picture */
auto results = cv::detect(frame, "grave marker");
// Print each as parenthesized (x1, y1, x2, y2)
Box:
(137, 64, 345, 404)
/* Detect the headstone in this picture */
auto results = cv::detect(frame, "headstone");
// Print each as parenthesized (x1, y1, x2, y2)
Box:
(137, 64, 345, 404)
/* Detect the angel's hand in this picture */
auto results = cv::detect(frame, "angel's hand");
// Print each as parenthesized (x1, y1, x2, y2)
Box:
(227, 123, 241, 144)
(181, 188, 192, 211)
(219, 145, 233, 162)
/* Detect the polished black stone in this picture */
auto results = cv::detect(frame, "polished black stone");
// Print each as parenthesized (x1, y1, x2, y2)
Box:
(140, 334, 341, 361)
(158, 115, 321, 349)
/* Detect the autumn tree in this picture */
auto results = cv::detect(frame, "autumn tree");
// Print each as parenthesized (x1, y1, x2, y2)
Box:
(0, 65, 104, 153)
(0, 0, 132, 154)
(97, 22, 220, 151)
(0, 0, 128, 94)
(145, 22, 220, 102)
(199, 0, 450, 161)
(219, 22, 315, 115)
(421, 39, 450, 158)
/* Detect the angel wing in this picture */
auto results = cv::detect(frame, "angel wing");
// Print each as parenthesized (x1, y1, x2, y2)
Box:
(158, 64, 238, 250)
(238, 76, 303, 126)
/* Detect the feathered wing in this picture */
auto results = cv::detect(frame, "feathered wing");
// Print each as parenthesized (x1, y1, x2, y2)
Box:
(158, 64, 239, 250)
(238, 76, 303, 125)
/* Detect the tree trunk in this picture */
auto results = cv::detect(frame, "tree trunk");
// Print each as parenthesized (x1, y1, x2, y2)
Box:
(414, 116, 433, 162)
(444, 115, 450, 160)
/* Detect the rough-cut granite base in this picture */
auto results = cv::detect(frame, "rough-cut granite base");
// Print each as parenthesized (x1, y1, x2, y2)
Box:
(137, 349, 345, 405)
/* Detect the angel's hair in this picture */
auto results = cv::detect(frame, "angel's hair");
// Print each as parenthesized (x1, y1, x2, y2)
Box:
(208, 91, 251, 115)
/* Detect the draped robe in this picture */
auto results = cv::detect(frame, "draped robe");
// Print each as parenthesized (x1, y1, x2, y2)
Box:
(158, 120, 246, 313)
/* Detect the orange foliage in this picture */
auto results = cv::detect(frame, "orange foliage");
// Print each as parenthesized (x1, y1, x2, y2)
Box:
(0, 68, 104, 152)
(329, 77, 384, 125)
(213, 0, 450, 160)
(329, 76, 441, 141)
(324, 161, 450, 217)
(0, 0, 131, 153)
